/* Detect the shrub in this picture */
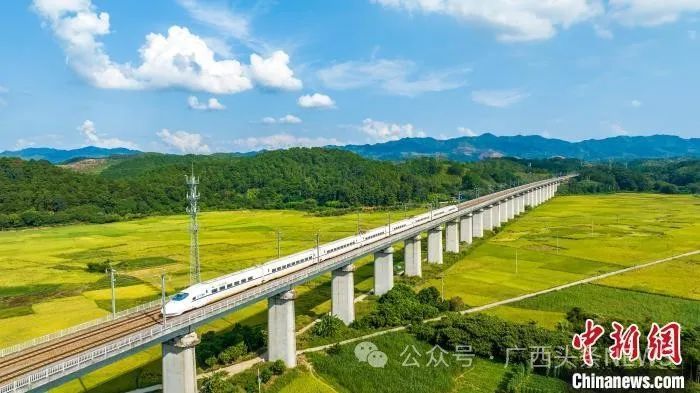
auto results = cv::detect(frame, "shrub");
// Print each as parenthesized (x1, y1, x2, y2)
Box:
(326, 343, 342, 355)
(259, 368, 272, 383)
(86, 260, 111, 273)
(355, 284, 442, 328)
(200, 372, 235, 393)
(311, 314, 345, 338)
(218, 342, 247, 365)
(448, 296, 466, 311)
(205, 356, 218, 368)
(270, 359, 286, 375)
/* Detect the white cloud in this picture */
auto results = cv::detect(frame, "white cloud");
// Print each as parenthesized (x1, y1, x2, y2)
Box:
(157, 129, 211, 154)
(603, 121, 629, 136)
(359, 118, 426, 142)
(457, 127, 478, 137)
(231, 133, 340, 152)
(318, 58, 468, 96)
(298, 93, 336, 109)
(593, 23, 614, 39)
(608, 0, 700, 26)
(187, 96, 226, 111)
(372, 0, 602, 42)
(32, 0, 301, 94)
(630, 99, 642, 107)
(78, 120, 139, 149)
(260, 114, 302, 124)
(249, 51, 302, 91)
(177, 0, 250, 43)
(689, 29, 698, 40)
(14, 139, 36, 150)
(0, 85, 8, 93)
(176, 0, 270, 54)
(471, 89, 529, 107)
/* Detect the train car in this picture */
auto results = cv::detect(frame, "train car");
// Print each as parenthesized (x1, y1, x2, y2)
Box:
(261, 250, 317, 283)
(164, 203, 462, 316)
(389, 218, 412, 234)
(164, 265, 264, 316)
(319, 235, 361, 260)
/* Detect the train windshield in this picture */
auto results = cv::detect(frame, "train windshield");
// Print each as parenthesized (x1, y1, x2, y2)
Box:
(172, 292, 189, 301)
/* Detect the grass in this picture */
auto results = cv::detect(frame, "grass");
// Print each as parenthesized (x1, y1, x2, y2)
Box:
(424, 194, 699, 308)
(510, 283, 700, 327)
(596, 253, 700, 300)
(308, 332, 465, 393)
(0, 193, 696, 392)
(0, 208, 423, 348)
(307, 331, 570, 393)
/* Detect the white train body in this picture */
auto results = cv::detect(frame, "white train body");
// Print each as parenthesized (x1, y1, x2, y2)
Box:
(163, 204, 459, 316)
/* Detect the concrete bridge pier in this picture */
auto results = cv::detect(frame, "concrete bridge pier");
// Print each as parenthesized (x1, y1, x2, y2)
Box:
(162, 331, 199, 393)
(493, 203, 501, 228)
(507, 197, 515, 220)
(483, 205, 493, 232)
(446, 219, 459, 253)
(331, 264, 355, 325)
(499, 201, 508, 225)
(460, 213, 473, 245)
(526, 191, 533, 207)
(518, 194, 525, 214)
(427, 226, 443, 264)
(404, 235, 422, 277)
(374, 247, 394, 295)
(268, 290, 297, 367)
(473, 209, 484, 238)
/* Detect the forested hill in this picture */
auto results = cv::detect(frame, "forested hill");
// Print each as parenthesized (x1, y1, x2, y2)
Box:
(342, 134, 700, 161)
(0, 148, 698, 229)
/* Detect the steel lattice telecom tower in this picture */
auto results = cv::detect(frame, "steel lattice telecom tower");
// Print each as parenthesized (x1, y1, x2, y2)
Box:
(186, 166, 201, 285)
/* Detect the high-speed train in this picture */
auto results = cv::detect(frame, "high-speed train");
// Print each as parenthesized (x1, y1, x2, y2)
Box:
(163, 204, 459, 316)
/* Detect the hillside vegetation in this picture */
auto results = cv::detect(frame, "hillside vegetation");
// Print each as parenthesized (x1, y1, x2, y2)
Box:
(0, 148, 698, 229)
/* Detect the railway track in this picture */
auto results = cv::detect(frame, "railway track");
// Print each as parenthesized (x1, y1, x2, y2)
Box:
(0, 309, 162, 385)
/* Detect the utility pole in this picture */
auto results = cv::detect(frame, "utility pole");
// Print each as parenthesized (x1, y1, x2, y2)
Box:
(357, 210, 361, 236)
(107, 265, 116, 318)
(276, 230, 281, 258)
(316, 232, 320, 262)
(161, 273, 167, 326)
(388, 212, 391, 234)
(186, 165, 201, 285)
(515, 249, 518, 275)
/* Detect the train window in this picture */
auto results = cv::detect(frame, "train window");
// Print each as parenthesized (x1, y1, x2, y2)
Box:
(227, 284, 233, 289)
(212, 288, 218, 293)
(219, 286, 225, 291)
(234, 281, 239, 285)
(248, 276, 253, 281)
(172, 293, 189, 301)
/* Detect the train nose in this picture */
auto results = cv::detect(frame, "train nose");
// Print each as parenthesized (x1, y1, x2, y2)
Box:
(163, 302, 184, 316)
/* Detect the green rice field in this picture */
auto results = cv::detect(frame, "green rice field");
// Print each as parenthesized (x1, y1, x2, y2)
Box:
(0, 193, 697, 392)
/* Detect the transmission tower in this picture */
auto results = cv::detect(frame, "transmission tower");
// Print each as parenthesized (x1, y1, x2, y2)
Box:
(186, 165, 201, 285)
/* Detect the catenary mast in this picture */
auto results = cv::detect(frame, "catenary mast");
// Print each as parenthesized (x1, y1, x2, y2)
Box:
(186, 165, 201, 285)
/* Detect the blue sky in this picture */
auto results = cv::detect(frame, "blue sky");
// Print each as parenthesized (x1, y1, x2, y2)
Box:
(0, 0, 699, 153)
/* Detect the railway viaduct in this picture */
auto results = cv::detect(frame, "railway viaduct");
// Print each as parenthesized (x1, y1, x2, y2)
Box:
(0, 176, 572, 393)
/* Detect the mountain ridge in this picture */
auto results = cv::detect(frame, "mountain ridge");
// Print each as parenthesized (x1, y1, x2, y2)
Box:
(2, 134, 698, 163)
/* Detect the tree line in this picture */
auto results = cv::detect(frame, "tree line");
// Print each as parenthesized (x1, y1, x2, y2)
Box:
(0, 148, 697, 229)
